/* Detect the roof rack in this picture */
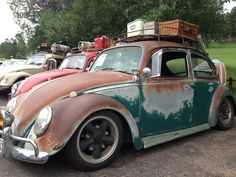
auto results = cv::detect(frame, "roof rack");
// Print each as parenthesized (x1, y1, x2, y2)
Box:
(119, 19, 207, 55)
(117, 32, 207, 55)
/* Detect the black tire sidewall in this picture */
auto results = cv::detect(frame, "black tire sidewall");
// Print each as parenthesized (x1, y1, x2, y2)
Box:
(217, 98, 234, 130)
(65, 111, 124, 171)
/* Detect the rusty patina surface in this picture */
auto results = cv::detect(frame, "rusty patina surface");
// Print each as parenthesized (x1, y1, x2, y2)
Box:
(35, 94, 142, 152)
(12, 71, 133, 136)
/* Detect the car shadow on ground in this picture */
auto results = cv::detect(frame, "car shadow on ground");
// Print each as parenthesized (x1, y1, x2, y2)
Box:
(10, 120, 236, 177)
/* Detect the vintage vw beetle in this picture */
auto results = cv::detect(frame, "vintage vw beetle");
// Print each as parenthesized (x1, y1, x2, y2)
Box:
(0, 35, 235, 171)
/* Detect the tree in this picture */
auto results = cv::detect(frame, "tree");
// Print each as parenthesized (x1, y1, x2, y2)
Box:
(15, 33, 28, 58)
(0, 33, 28, 59)
(227, 7, 236, 39)
(7, 0, 74, 37)
(7, 0, 236, 50)
(0, 39, 17, 58)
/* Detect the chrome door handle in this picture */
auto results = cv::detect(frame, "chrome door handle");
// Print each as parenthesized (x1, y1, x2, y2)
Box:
(184, 83, 195, 89)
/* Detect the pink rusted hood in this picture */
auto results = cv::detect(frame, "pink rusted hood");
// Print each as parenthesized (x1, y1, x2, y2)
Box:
(16, 68, 81, 96)
(12, 71, 132, 134)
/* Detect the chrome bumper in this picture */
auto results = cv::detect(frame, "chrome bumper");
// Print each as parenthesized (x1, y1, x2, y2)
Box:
(0, 127, 49, 164)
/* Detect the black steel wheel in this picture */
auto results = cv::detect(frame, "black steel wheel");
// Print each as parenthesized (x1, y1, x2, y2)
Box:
(65, 111, 123, 171)
(217, 98, 234, 130)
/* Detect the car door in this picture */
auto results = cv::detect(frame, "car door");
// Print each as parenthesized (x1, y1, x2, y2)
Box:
(139, 48, 194, 136)
(190, 51, 219, 126)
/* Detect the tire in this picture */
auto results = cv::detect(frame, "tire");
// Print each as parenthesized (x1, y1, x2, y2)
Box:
(65, 111, 123, 171)
(216, 98, 234, 130)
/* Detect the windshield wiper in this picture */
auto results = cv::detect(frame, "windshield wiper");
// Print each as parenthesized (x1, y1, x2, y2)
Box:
(113, 70, 132, 75)
(99, 67, 116, 71)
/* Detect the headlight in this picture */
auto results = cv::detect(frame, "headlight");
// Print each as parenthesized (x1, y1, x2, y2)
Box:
(1, 77, 8, 84)
(11, 83, 18, 96)
(0, 110, 14, 128)
(34, 107, 52, 138)
(6, 97, 17, 112)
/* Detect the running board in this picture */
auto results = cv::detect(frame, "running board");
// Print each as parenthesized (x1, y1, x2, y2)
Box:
(142, 124, 210, 149)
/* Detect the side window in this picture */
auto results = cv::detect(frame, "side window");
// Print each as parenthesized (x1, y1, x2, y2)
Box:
(161, 51, 188, 77)
(191, 53, 215, 78)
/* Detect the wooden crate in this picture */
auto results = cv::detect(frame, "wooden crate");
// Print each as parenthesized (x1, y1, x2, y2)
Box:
(159, 19, 198, 41)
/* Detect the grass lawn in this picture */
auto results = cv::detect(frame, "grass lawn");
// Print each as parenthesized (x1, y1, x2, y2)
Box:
(207, 41, 236, 93)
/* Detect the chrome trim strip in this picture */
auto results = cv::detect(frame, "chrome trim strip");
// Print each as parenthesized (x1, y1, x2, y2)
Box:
(83, 82, 139, 94)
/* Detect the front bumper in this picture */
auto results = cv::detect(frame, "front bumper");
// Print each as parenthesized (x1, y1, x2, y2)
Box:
(0, 127, 49, 164)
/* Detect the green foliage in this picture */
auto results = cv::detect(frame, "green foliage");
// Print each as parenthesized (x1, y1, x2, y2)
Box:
(3, 0, 236, 53)
(0, 33, 27, 59)
(0, 39, 17, 58)
(207, 41, 236, 92)
(225, 7, 236, 39)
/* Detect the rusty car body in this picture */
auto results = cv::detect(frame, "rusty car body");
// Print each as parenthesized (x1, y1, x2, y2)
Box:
(0, 36, 235, 171)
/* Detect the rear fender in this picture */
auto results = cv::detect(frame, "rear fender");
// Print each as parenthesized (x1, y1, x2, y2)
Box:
(208, 85, 235, 126)
(35, 94, 143, 154)
(212, 59, 227, 86)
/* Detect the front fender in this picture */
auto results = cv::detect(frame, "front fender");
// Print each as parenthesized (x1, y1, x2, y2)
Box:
(1, 71, 30, 86)
(208, 85, 235, 126)
(34, 94, 143, 154)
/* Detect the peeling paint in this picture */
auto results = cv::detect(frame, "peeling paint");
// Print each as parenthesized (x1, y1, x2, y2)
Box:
(143, 87, 193, 118)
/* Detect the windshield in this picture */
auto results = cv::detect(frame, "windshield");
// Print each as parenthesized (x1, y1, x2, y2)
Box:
(25, 55, 46, 66)
(2, 60, 15, 66)
(14, 60, 26, 65)
(90, 46, 142, 74)
(59, 55, 86, 69)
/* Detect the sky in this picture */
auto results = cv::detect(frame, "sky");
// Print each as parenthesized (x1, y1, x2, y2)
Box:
(0, 0, 236, 43)
(0, 0, 21, 43)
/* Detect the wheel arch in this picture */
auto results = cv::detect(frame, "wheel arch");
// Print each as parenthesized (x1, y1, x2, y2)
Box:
(208, 85, 235, 127)
(4, 71, 30, 86)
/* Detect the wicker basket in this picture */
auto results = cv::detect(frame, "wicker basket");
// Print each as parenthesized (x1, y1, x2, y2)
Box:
(159, 19, 198, 41)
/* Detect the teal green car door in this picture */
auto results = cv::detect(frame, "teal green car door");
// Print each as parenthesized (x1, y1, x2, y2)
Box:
(139, 49, 194, 136)
(190, 51, 219, 125)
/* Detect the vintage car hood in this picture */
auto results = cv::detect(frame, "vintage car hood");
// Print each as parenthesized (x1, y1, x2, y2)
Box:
(12, 71, 133, 135)
(0, 65, 41, 79)
(16, 68, 81, 96)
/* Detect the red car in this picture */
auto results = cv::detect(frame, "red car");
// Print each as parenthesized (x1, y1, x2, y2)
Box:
(11, 50, 98, 97)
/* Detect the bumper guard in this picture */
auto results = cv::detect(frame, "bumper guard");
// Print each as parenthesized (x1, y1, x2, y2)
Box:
(0, 127, 48, 164)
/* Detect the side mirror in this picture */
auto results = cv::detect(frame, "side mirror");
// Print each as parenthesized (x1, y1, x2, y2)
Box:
(142, 67, 152, 78)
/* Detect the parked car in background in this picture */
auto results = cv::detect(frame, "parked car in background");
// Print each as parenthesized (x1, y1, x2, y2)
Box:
(10, 37, 112, 97)
(0, 44, 67, 92)
(11, 50, 99, 97)
(1, 59, 17, 66)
